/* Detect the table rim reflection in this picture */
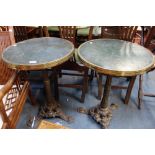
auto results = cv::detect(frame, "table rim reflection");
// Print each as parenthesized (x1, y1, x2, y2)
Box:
(78, 39, 154, 77)
(2, 37, 74, 71)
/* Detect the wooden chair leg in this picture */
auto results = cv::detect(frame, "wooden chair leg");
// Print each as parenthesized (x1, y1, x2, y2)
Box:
(86, 70, 89, 93)
(59, 69, 62, 78)
(28, 87, 37, 105)
(97, 73, 103, 100)
(138, 75, 143, 109)
(81, 70, 89, 103)
(49, 69, 59, 101)
(89, 69, 94, 81)
(124, 76, 136, 104)
(53, 70, 59, 101)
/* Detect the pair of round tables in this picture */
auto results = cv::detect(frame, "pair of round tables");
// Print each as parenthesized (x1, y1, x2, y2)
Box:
(2, 37, 154, 128)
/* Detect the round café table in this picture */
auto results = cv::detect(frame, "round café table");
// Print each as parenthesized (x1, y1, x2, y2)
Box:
(78, 39, 154, 128)
(2, 37, 74, 121)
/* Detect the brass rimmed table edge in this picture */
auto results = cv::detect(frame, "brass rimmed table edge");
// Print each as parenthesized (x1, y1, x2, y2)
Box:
(77, 56, 154, 77)
(2, 50, 74, 71)
(2, 37, 75, 71)
(77, 39, 155, 77)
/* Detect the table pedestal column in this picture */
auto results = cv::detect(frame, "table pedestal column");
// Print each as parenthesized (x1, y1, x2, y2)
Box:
(38, 70, 72, 122)
(89, 75, 112, 128)
(77, 75, 114, 128)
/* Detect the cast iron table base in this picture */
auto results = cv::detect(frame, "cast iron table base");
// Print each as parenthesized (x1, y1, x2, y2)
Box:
(39, 100, 72, 122)
(38, 70, 72, 122)
(77, 104, 118, 128)
(78, 75, 115, 128)
(89, 106, 112, 128)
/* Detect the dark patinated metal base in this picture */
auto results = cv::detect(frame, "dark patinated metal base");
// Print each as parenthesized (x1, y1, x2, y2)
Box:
(39, 102, 73, 122)
(77, 103, 118, 129)
(39, 70, 73, 122)
(89, 106, 112, 128)
(77, 75, 115, 128)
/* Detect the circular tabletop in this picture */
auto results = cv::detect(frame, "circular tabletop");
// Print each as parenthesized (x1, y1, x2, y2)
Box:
(2, 37, 74, 70)
(78, 39, 154, 76)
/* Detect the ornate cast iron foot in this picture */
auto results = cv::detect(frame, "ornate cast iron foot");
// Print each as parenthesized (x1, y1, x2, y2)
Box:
(40, 70, 73, 122)
(77, 103, 119, 128)
(39, 102, 73, 122)
(89, 105, 112, 129)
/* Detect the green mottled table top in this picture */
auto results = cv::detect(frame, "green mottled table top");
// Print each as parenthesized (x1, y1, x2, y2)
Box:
(2, 37, 74, 70)
(78, 39, 154, 76)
